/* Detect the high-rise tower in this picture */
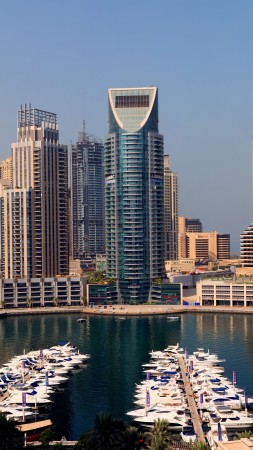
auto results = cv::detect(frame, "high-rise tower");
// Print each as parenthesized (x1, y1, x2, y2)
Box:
(105, 87, 164, 304)
(70, 125, 104, 259)
(164, 155, 178, 261)
(4, 105, 69, 278)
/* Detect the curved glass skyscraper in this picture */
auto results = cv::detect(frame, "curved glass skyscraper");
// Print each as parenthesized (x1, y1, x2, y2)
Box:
(105, 87, 164, 304)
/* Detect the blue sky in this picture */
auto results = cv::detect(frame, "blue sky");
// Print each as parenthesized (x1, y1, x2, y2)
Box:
(1, 0, 253, 252)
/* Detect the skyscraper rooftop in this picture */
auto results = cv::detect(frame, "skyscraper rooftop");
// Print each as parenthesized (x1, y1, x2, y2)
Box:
(18, 104, 57, 128)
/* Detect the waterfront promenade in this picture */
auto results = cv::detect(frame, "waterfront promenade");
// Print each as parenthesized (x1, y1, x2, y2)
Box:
(82, 304, 253, 315)
(2, 304, 253, 317)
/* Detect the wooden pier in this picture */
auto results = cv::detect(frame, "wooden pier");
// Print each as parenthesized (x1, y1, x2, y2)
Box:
(178, 356, 206, 443)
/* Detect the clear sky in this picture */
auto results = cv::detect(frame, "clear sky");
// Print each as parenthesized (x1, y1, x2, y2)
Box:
(0, 0, 253, 252)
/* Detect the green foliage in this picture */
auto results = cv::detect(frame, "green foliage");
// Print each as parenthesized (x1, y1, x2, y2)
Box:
(53, 298, 59, 307)
(189, 442, 210, 450)
(88, 272, 115, 285)
(234, 430, 253, 439)
(145, 419, 172, 450)
(76, 412, 144, 450)
(0, 412, 24, 449)
(153, 278, 163, 285)
(39, 427, 55, 445)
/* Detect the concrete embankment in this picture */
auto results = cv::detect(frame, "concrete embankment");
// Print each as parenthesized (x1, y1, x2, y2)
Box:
(82, 304, 253, 316)
(1, 304, 253, 318)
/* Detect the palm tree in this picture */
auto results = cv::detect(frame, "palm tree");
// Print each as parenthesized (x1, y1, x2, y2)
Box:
(145, 419, 172, 450)
(76, 412, 126, 450)
(189, 442, 211, 450)
(234, 430, 253, 439)
(0, 412, 24, 449)
(118, 425, 145, 450)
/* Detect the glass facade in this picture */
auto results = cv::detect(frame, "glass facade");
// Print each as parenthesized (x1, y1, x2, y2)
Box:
(151, 283, 181, 305)
(71, 135, 104, 258)
(105, 87, 164, 304)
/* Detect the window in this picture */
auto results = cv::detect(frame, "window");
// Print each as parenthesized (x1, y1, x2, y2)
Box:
(115, 95, 149, 108)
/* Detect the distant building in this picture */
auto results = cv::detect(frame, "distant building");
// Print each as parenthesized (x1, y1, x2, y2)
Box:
(178, 214, 230, 263)
(105, 87, 164, 303)
(185, 231, 230, 262)
(165, 258, 196, 273)
(240, 222, 253, 267)
(164, 155, 178, 260)
(217, 234, 230, 260)
(0, 156, 12, 183)
(178, 216, 203, 258)
(70, 125, 104, 259)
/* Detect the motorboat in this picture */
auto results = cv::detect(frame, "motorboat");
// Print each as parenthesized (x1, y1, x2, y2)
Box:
(206, 408, 253, 430)
(133, 411, 190, 429)
(180, 425, 196, 443)
(77, 318, 86, 323)
(206, 422, 228, 449)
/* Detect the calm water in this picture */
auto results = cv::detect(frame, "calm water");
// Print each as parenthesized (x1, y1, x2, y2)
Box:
(1, 312, 253, 439)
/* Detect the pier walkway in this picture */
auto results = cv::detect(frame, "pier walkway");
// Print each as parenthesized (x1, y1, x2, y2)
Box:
(178, 356, 206, 443)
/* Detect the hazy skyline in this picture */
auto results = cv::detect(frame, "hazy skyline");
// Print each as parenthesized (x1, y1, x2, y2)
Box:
(1, 0, 253, 252)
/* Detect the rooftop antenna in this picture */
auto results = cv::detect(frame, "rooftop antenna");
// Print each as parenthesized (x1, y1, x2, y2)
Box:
(78, 120, 86, 143)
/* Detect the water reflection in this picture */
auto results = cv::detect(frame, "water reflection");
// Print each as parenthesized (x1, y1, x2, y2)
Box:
(0, 313, 253, 439)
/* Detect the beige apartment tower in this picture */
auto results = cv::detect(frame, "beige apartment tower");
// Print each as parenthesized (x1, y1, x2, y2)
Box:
(178, 217, 202, 258)
(2, 105, 69, 278)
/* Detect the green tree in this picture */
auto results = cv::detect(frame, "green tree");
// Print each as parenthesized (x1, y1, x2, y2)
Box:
(146, 419, 172, 450)
(0, 412, 24, 449)
(53, 298, 59, 307)
(234, 430, 253, 439)
(87, 271, 115, 285)
(118, 425, 145, 450)
(76, 412, 126, 450)
(39, 427, 56, 447)
(189, 442, 210, 450)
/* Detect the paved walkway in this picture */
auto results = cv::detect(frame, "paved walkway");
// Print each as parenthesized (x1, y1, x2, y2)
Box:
(178, 356, 206, 443)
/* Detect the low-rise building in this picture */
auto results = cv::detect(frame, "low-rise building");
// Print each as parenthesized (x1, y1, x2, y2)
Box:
(0, 276, 88, 308)
(165, 259, 196, 273)
(87, 282, 118, 305)
(196, 279, 253, 307)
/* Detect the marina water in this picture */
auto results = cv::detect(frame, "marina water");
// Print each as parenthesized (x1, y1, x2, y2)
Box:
(1, 312, 253, 440)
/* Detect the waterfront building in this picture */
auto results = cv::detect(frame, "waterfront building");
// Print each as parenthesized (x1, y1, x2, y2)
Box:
(164, 155, 178, 260)
(3, 105, 69, 278)
(196, 278, 253, 307)
(104, 87, 164, 303)
(70, 125, 104, 259)
(3, 188, 33, 278)
(240, 222, 253, 267)
(87, 282, 118, 306)
(151, 283, 182, 305)
(0, 276, 87, 309)
(0, 180, 11, 276)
